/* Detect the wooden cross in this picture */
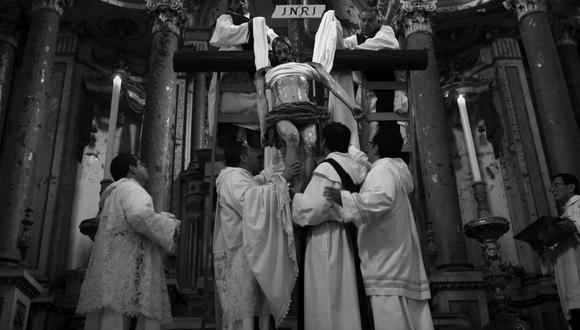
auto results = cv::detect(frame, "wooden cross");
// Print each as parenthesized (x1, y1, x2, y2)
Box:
(173, 49, 428, 72)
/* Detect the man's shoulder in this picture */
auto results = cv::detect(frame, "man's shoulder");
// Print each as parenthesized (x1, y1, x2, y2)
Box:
(217, 167, 255, 188)
(116, 178, 147, 194)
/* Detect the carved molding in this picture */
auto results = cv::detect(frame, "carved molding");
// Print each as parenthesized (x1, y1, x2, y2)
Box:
(377, 0, 403, 31)
(503, 0, 547, 22)
(146, 0, 192, 35)
(399, 0, 437, 37)
(0, 270, 42, 298)
(552, 18, 579, 46)
(31, 0, 74, 16)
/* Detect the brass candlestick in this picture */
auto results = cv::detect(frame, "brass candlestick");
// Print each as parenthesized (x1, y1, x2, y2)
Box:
(464, 181, 530, 329)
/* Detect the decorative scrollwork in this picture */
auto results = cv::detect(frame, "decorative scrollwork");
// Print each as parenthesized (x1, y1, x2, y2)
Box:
(398, 0, 437, 36)
(503, 0, 547, 22)
(146, 0, 192, 35)
(400, 0, 437, 13)
(31, 0, 74, 16)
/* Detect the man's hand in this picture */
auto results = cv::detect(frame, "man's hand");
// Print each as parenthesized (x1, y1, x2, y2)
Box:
(553, 217, 578, 234)
(283, 161, 301, 181)
(530, 240, 545, 255)
(323, 186, 342, 206)
(352, 106, 366, 121)
(261, 133, 268, 148)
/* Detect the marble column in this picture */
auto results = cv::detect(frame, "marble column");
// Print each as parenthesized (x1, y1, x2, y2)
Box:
(0, 0, 70, 265)
(400, 0, 469, 268)
(0, 1, 20, 143)
(193, 72, 207, 152)
(504, 0, 580, 179)
(553, 20, 580, 129)
(141, 0, 190, 212)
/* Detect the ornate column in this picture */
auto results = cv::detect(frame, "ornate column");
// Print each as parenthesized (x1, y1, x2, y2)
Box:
(400, 0, 469, 268)
(0, 0, 71, 265)
(141, 0, 190, 211)
(0, 1, 21, 143)
(552, 19, 580, 129)
(504, 0, 580, 179)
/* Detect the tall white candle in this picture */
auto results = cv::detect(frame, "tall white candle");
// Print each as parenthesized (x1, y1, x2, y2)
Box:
(457, 94, 482, 182)
(104, 74, 122, 180)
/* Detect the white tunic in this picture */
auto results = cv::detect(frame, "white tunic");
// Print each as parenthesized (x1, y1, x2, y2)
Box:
(340, 157, 431, 300)
(339, 158, 432, 329)
(77, 178, 180, 324)
(213, 167, 297, 328)
(293, 152, 368, 330)
(553, 195, 580, 320)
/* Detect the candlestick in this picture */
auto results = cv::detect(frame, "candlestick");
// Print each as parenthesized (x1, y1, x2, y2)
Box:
(457, 94, 481, 182)
(104, 74, 122, 180)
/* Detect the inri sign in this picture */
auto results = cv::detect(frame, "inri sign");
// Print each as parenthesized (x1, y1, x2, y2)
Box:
(272, 5, 326, 19)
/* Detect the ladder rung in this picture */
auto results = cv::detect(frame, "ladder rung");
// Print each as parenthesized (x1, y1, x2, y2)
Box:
(363, 81, 406, 90)
(367, 112, 409, 121)
(219, 83, 255, 93)
(218, 113, 259, 124)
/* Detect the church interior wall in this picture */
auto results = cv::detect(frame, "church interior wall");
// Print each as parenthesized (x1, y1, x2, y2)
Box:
(0, 0, 578, 329)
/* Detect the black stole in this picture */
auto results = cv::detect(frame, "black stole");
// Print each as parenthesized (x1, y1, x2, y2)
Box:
(319, 158, 374, 330)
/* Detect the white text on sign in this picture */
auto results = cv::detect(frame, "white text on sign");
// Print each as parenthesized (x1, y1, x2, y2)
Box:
(271, 5, 326, 19)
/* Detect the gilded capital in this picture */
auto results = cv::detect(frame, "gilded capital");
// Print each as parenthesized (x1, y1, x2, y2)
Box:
(377, 0, 403, 30)
(503, 0, 547, 22)
(398, 0, 437, 37)
(31, 0, 74, 16)
(146, 0, 192, 35)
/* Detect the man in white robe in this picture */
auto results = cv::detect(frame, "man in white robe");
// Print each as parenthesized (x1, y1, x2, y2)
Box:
(324, 130, 433, 330)
(77, 154, 181, 330)
(292, 122, 369, 330)
(213, 142, 300, 330)
(208, 0, 278, 135)
(537, 173, 580, 328)
(341, 7, 408, 144)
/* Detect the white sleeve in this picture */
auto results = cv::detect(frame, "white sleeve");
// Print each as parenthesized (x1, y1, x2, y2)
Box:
(340, 170, 396, 227)
(292, 167, 342, 226)
(123, 185, 180, 254)
(209, 14, 250, 48)
(343, 35, 358, 49)
(355, 25, 399, 50)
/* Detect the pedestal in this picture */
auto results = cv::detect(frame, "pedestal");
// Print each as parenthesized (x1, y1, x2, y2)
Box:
(430, 270, 489, 328)
(0, 268, 42, 330)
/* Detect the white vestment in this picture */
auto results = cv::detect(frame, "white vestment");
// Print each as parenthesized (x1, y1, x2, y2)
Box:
(213, 167, 297, 329)
(293, 152, 368, 330)
(552, 195, 580, 320)
(77, 178, 181, 326)
(340, 157, 433, 329)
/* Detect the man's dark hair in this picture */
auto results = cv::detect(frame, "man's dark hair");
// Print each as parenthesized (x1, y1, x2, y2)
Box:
(372, 129, 403, 158)
(224, 142, 248, 167)
(110, 153, 139, 181)
(323, 122, 351, 153)
(553, 173, 580, 194)
(271, 36, 295, 66)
